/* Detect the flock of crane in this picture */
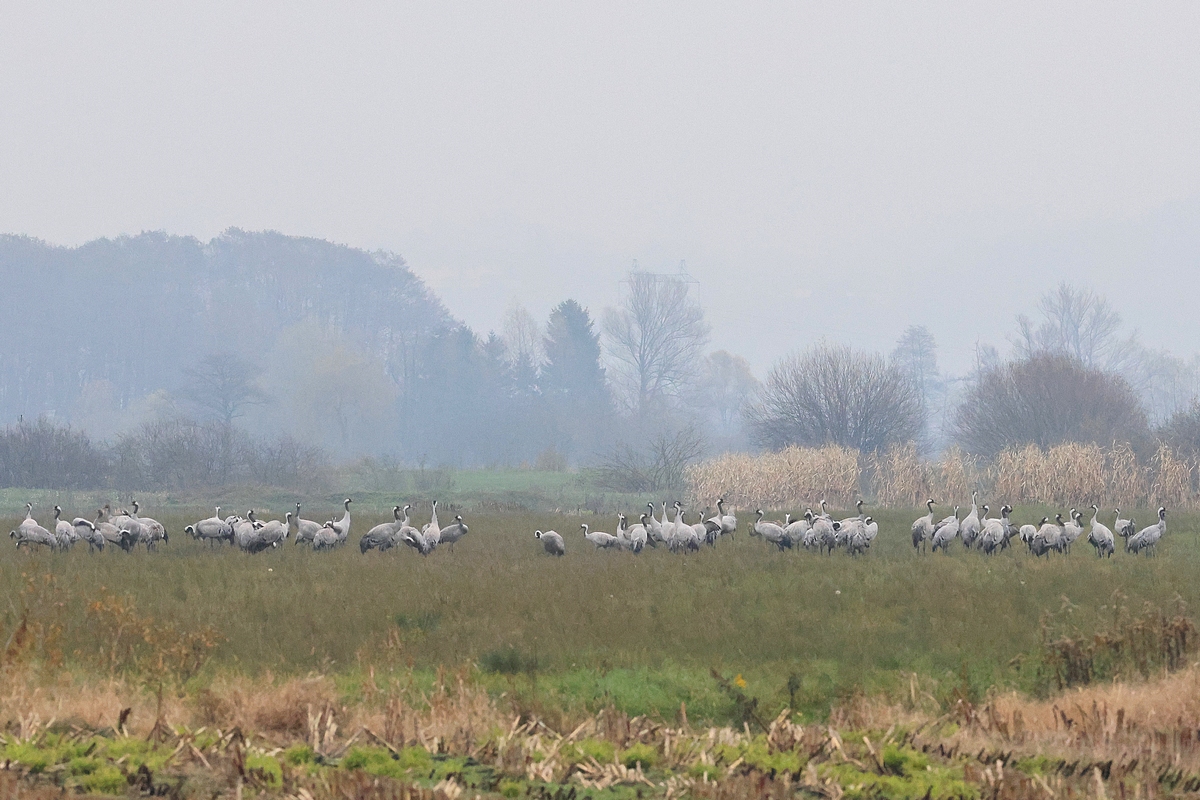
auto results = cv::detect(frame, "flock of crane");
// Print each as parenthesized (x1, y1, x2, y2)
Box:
(7, 499, 468, 556)
(539, 494, 1170, 559)
(908, 495, 1168, 558)
(533, 498, 879, 556)
(8, 501, 167, 552)
(535, 499, 741, 556)
(7, 493, 1170, 559)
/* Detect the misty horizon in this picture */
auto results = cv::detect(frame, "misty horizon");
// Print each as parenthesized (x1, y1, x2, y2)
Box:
(3, 4, 1199, 381)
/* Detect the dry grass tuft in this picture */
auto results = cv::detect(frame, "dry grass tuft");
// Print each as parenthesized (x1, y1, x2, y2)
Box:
(198, 674, 340, 737)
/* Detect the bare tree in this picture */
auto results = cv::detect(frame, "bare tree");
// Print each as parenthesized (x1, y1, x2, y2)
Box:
(593, 424, 707, 492)
(265, 322, 397, 453)
(501, 302, 544, 367)
(890, 325, 940, 415)
(954, 353, 1150, 457)
(1123, 349, 1200, 425)
(748, 342, 923, 452)
(603, 271, 710, 414)
(697, 350, 759, 433)
(180, 353, 268, 424)
(1014, 283, 1140, 372)
(501, 302, 543, 396)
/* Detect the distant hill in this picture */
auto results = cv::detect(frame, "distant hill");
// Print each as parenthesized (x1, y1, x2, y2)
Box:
(0, 230, 455, 448)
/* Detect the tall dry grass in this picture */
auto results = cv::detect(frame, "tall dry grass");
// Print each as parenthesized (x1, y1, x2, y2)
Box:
(685, 445, 860, 509)
(689, 440, 1198, 509)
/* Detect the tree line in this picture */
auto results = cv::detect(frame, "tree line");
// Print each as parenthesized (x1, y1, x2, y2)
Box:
(1, 228, 1197, 493)
(750, 283, 1200, 475)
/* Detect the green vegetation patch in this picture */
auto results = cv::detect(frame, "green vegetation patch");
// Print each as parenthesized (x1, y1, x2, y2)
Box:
(340, 745, 434, 779)
(714, 738, 804, 775)
(78, 764, 127, 794)
(245, 752, 282, 787)
(821, 759, 977, 800)
(619, 742, 658, 769)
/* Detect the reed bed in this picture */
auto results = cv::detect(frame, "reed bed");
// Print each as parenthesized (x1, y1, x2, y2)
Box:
(690, 440, 1199, 509)
(684, 445, 860, 510)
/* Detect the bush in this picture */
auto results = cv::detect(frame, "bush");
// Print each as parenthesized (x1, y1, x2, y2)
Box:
(479, 646, 537, 675)
(0, 418, 108, 489)
(620, 743, 658, 769)
(569, 739, 615, 765)
(80, 765, 127, 794)
(955, 353, 1150, 458)
(109, 416, 329, 491)
(592, 425, 706, 492)
(1158, 400, 1200, 468)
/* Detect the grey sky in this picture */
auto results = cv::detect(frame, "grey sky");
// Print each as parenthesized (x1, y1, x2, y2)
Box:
(2, 3, 1198, 375)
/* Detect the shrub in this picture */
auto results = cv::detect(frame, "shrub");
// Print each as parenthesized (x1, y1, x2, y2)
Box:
(620, 743, 658, 769)
(80, 765, 127, 794)
(568, 739, 615, 765)
(0, 418, 107, 489)
(479, 647, 536, 675)
(282, 744, 315, 765)
(955, 353, 1150, 458)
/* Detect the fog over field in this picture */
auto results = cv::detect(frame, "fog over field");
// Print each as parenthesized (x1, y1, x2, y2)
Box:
(1, 3, 1199, 474)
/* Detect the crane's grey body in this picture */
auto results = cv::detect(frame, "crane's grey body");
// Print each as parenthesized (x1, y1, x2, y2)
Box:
(361, 506, 403, 553)
(1128, 507, 1166, 556)
(438, 515, 468, 548)
(581, 523, 619, 549)
(959, 493, 981, 549)
(535, 529, 565, 556)
(1086, 505, 1115, 558)
(912, 500, 935, 553)
(292, 503, 324, 546)
(931, 507, 960, 553)
(752, 509, 790, 551)
(187, 508, 234, 546)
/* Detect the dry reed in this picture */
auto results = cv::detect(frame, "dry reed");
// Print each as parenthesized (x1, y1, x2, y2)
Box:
(688, 441, 1198, 509)
(686, 445, 860, 509)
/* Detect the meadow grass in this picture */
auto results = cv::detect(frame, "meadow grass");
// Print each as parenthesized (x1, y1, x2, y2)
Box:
(0, 467, 648, 518)
(2, 503, 1195, 723)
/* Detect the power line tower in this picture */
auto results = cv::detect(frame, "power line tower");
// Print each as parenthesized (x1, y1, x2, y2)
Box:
(618, 259, 700, 300)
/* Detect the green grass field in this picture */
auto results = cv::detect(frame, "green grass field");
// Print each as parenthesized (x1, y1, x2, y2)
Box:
(0, 467, 642, 518)
(1, 502, 1191, 724)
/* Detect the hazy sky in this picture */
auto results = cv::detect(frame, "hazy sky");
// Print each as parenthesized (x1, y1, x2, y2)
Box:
(3, 3, 1199, 375)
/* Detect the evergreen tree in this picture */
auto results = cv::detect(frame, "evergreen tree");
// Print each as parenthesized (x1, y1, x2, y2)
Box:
(541, 300, 608, 409)
(540, 300, 611, 459)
